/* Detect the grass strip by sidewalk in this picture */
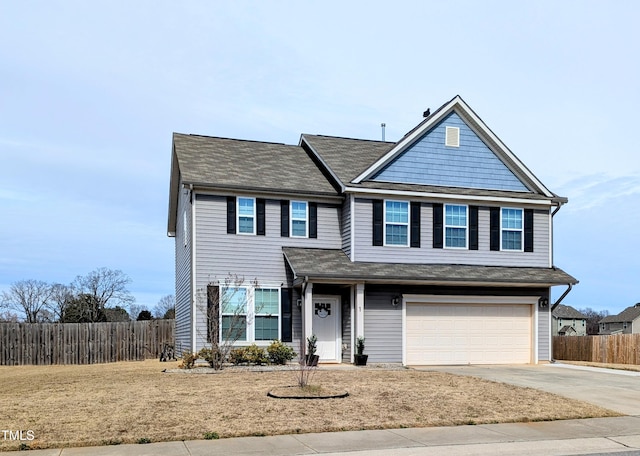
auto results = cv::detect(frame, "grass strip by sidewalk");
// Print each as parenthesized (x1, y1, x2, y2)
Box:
(0, 360, 619, 451)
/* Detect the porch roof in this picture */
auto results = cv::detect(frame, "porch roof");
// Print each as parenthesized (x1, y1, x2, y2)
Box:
(282, 247, 578, 287)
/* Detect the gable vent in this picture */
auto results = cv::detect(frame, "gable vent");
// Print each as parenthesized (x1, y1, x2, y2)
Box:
(445, 126, 460, 147)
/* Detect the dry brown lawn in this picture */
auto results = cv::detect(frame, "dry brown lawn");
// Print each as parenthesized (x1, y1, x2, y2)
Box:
(0, 360, 619, 451)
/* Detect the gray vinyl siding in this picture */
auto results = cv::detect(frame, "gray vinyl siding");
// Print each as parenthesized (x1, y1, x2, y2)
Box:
(341, 198, 351, 257)
(354, 198, 550, 267)
(364, 290, 402, 362)
(193, 194, 342, 351)
(174, 182, 193, 355)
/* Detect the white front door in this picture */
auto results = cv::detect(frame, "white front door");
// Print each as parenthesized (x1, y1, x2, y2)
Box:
(312, 296, 341, 362)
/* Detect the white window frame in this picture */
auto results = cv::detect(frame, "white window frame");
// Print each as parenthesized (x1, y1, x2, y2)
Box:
(237, 197, 256, 235)
(383, 199, 409, 247)
(219, 285, 281, 344)
(254, 288, 281, 342)
(220, 286, 250, 342)
(290, 201, 309, 238)
(444, 204, 468, 249)
(501, 207, 524, 252)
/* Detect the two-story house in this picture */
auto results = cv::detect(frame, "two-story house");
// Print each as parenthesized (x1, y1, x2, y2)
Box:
(599, 304, 640, 334)
(167, 95, 577, 365)
(551, 304, 587, 336)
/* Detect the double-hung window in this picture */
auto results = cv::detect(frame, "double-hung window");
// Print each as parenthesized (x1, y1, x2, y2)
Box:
(384, 200, 409, 246)
(254, 288, 280, 341)
(445, 204, 467, 248)
(220, 286, 280, 342)
(237, 197, 255, 234)
(501, 208, 523, 251)
(291, 201, 308, 237)
(221, 287, 248, 341)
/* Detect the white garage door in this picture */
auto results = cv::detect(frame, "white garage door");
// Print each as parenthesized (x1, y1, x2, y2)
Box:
(406, 302, 532, 365)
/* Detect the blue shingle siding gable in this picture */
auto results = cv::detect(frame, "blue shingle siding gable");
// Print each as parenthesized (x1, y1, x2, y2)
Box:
(371, 112, 530, 192)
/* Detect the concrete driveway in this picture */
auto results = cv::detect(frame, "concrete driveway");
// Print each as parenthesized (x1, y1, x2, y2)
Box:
(419, 363, 640, 416)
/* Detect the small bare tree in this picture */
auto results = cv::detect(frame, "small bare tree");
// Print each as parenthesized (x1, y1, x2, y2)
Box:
(294, 334, 318, 388)
(197, 275, 258, 370)
(1, 280, 53, 323)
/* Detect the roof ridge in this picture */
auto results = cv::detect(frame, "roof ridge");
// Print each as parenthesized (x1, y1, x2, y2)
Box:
(302, 133, 393, 144)
(174, 132, 288, 146)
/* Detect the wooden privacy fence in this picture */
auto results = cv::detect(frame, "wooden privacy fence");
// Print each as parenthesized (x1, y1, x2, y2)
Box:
(0, 320, 174, 365)
(553, 334, 640, 365)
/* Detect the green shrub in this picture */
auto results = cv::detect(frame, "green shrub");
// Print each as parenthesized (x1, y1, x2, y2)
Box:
(137, 437, 151, 444)
(245, 344, 268, 365)
(198, 347, 223, 369)
(179, 350, 198, 369)
(267, 340, 296, 365)
(229, 347, 248, 365)
(203, 431, 220, 440)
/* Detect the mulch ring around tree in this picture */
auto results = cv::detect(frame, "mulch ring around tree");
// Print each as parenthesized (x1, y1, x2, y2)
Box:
(267, 385, 349, 399)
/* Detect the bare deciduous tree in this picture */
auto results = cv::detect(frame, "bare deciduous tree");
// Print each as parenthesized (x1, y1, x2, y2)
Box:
(0, 280, 53, 323)
(0, 310, 19, 322)
(49, 283, 75, 322)
(578, 307, 610, 335)
(72, 268, 135, 317)
(154, 294, 175, 319)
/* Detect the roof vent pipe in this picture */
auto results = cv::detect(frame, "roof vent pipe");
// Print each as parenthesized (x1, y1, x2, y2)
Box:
(381, 123, 386, 141)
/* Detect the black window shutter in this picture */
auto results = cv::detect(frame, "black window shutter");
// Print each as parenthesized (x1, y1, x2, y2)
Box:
(372, 199, 383, 246)
(469, 205, 479, 250)
(281, 288, 293, 342)
(206, 285, 220, 343)
(410, 201, 421, 248)
(309, 202, 317, 239)
(226, 196, 236, 234)
(490, 207, 500, 251)
(256, 198, 266, 236)
(280, 200, 289, 237)
(524, 209, 534, 252)
(432, 203, 443, 249)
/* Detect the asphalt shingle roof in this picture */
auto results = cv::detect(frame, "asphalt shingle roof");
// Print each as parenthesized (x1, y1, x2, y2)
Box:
(600, 304, 640, 323)
(173, 133, 340, 196)
(301, 134, 393, 185)
(552, 304, 587, 319)
(282, 247, 578, 286)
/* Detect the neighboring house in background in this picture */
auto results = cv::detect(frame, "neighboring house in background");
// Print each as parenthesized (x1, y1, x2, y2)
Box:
(599, 304, 640, 335)
(167, 95, 577, 366)
(551, 304, 587, 336)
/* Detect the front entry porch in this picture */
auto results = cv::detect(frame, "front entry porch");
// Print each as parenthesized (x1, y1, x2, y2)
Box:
(300, 282, 364, 364)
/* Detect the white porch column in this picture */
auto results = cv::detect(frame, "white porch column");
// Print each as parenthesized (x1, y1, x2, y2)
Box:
(355, 282, 365, 341)
(303, 282, 314, 346)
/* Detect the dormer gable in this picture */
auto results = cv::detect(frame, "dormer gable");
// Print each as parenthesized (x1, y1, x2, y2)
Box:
(352, 95, 554, 198)
(370, 111, 529, 192)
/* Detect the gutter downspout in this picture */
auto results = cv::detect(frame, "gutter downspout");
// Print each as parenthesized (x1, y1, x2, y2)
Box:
(549, 200, 574, 312)
(551, 283, 573, 312)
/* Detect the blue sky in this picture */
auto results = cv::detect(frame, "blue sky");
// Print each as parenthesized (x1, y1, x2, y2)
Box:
(1, 1, 638, 315)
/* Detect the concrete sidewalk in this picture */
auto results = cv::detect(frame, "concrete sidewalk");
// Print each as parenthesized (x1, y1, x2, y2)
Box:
(4, 416, 640, 456)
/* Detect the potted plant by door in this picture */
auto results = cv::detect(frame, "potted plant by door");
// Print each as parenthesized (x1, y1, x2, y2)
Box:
(354, 336, 368, 366)
(305, 334, 319, 366)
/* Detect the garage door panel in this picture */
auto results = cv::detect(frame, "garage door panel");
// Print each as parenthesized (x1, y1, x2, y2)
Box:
(406, 302, 532, 365)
